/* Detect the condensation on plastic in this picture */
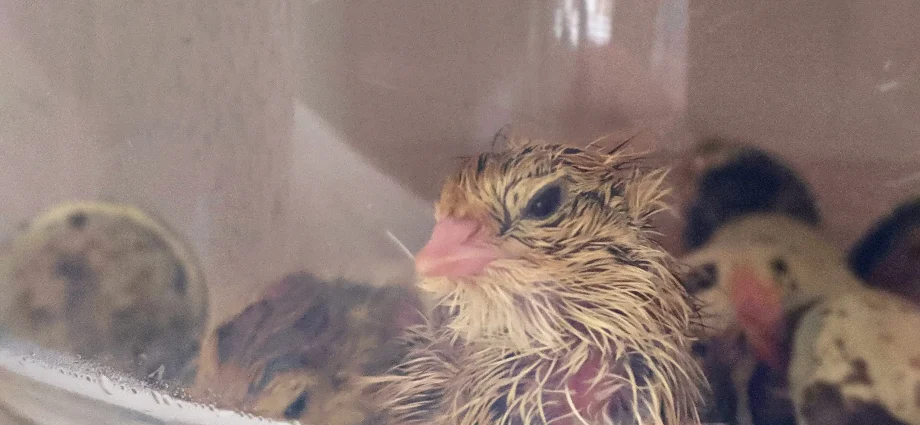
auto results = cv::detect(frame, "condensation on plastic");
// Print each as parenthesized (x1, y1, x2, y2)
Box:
(0, 0, 917, 422)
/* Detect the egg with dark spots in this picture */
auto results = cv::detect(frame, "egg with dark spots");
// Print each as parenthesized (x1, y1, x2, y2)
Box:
(0, 201, 208, 387)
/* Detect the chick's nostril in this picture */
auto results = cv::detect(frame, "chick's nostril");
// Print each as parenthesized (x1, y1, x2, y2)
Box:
(420, 217, 485, 252)
(458, 224, 481, 244)
(455, 218, 484, 243)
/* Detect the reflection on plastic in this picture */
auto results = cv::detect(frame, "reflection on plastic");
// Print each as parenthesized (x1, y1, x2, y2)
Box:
(553, 0, 615, 47)
(0, 335, 297, 425)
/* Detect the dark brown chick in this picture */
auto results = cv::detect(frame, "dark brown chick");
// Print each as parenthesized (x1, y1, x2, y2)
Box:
(849, 196, 920, 305)
(192, 272, 421, 425)
(676, 137, 821, 251)
(372, 139, 704, 425)
(0, 201, 208, 386)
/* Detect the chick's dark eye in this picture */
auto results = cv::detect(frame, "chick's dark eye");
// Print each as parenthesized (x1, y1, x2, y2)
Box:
(770, 258, 789, 276)
(523, 184, 563, 220)
(684, 263, 718, 294)
(283, 391, 310, 418)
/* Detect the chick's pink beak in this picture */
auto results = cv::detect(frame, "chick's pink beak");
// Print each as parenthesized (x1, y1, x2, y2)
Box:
(415, 217, 499, 278)
(727, 264, 786, 369)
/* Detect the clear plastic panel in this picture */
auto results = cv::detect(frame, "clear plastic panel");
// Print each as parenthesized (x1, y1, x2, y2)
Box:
(0, 0, 917, 424)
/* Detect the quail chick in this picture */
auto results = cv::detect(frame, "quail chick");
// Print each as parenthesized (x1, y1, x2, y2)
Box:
(0, 201, 208, 386)
(684, 213, 920, 425)
(676, 137, 821, 251)
(683, 214, 852, 425)
(849, 196, 920, 305)
(192, 271, 421, 425)
(372, 140, 704, 425)
(677, 138, 822, 424)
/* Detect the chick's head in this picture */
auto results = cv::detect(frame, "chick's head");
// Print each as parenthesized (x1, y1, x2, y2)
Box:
(682, 214, 863, 370)
(416, 140, 696, 359)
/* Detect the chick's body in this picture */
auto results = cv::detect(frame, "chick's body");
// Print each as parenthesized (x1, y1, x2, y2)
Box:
(192, 272, 420, 425)
(789, 287, 920, 425)
(0, 201, 208, 385)
(374, 141, 703, 425)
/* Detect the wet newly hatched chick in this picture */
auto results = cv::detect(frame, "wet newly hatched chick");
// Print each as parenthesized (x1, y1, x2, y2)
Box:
(0, 201, 208, 386)
(676, 137, 821, 251)
(849, 196, 920, 305)
(372, 140, 704, 425)
(192, 272, 422, 425)
(684, 213, 920, 425)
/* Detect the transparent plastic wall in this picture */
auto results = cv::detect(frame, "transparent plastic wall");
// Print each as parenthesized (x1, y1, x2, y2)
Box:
(0, 0, 917, 423)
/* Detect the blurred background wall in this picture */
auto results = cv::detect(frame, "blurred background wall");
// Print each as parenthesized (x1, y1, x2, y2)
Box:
(0, 0, 917, 330)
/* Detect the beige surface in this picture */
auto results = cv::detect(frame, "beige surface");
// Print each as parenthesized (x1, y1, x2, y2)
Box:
(0, 408, 27, 425)
(0, 0, 917, 340)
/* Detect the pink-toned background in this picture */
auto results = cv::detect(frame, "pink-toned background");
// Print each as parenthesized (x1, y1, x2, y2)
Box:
(0, 0, 917, 334)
